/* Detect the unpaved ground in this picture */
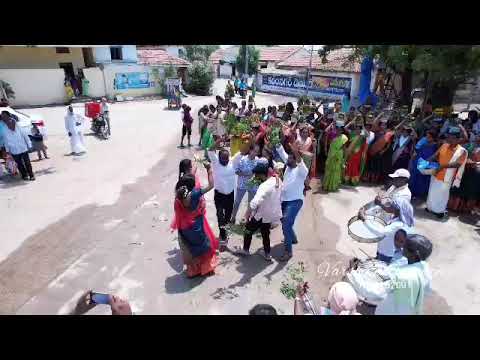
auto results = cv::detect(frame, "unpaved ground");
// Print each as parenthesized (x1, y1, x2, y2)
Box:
(1, 81, 478, 314)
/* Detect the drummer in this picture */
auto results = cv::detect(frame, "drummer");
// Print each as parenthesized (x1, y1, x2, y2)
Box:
(375, 234, 433, 315)
(361, 196, 415, 264)
(360, 168, 411, 223)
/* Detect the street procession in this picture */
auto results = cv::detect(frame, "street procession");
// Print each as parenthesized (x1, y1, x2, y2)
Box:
(1, 44, 480, 315)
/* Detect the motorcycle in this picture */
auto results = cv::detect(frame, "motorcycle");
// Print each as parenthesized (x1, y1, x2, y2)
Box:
(91, 114, 110, 139)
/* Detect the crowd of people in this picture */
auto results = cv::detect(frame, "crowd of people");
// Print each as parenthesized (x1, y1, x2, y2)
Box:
(170, 86, 480, 314)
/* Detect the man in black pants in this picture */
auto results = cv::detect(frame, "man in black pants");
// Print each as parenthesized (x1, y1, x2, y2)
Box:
(208, 142, 242, 248)
(234, 163, 282, 262)
(1, 111, 35, 181)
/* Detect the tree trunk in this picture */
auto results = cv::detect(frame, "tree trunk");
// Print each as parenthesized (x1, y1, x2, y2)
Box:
(431, 81, 457, 108)
(400, 69, 413, 106)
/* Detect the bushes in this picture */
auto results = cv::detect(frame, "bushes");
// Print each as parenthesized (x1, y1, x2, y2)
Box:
(184, 61, 214, 96)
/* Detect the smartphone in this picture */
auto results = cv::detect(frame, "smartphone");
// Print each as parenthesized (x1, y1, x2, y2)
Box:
(90, 292, 110, 305)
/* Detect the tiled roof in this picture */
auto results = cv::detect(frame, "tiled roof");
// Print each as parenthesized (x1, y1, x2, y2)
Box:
(209, 46, 240, 64)
(277, 48, 360, 73)
(258, 46, 303, 62)
(209, 49, 225, 64)
(137, 48, 191, 67)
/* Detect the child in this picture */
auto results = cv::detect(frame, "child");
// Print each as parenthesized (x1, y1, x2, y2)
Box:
(391, 229, 408, 266)
(29, 123, 48, 160)
(5, 153, 18, 176)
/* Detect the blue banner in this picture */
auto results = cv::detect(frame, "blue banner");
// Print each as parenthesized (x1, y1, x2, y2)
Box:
(260, 73, 352, 99)
(115, 72, 151, 90)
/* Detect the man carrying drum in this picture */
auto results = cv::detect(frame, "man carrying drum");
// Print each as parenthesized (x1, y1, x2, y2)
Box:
(359, 168, 411, 224)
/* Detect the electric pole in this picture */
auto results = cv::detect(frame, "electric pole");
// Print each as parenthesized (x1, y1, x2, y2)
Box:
(305, 45, 314, 97)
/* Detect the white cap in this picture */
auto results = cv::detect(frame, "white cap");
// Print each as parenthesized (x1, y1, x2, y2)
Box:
(389, 169, 410, 179)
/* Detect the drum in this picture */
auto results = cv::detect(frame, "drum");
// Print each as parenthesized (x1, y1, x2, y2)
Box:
(345, 258, 390, 305)
(347, 215, 387, 243)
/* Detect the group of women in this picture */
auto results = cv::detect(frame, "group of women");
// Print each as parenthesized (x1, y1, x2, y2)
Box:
(298, 102, 480, 217)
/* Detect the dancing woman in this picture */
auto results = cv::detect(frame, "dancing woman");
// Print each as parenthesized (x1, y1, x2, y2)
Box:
(170, 162, 219, 278)
(323, 121, 349, 192)
(344, 123, 368, 186)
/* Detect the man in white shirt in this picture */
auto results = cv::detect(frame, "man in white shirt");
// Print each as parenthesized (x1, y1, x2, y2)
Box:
(208, 143, 242, 247)
(1, 110, 35, 181)
(65, 106, 87, 156)
(235, 163, 282, 261)
(363, 168, 412, 223)
(275, 142, 309, 261)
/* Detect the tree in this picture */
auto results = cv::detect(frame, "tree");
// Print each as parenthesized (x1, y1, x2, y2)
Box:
(320, 45, 480, 107)
(236, 45, 260, 76)
(0, 80, 15, 99)
(184, 61, 214, 96)
(183, 45, 220, 62)
(151, 64, 178, 96)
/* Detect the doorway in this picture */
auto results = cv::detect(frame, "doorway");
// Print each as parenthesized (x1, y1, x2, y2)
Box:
(59, 62, 75, 80)
(231, 64, 236, 78)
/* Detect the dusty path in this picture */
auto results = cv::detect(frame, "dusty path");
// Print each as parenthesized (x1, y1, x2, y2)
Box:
(1, 82, 477, 314)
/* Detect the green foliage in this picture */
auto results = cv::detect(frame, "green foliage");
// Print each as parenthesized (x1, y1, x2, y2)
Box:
(0, 80, 15, 99)
(320, 45, 480, 106)
(246, 176, 263, 189)
(268, 126, 281, 147)
(297, 95, 311, 107)
(280, 262, 307, 300)
(231, 120, 251, 137)
(184, 45, 220, 62)
(236, 45, 260, 76)
(184, 61, 214, 96)
(164, 64, 177, 79)
(224, 113, 238, 134)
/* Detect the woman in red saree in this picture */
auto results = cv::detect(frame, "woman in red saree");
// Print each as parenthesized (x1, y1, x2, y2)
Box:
(363, 120, 395, 184)
(170, 162, 218, 278)
(344, 126, 368, 186)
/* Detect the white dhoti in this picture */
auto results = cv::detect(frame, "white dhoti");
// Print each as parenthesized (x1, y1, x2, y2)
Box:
(70, 131, 87, 154)
(65, 111, 87, 154)
(426, 176, 450, 214)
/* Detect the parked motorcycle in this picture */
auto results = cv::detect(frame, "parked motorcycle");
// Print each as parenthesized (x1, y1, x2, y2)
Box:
(91, 114, 110, 140)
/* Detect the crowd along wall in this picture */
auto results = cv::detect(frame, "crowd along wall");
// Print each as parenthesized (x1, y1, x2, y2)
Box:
(0, 68, 67, 106)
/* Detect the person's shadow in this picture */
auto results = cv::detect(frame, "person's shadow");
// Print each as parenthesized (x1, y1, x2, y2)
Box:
(164, 249, 207, 294)
(226, 242, 287, 290)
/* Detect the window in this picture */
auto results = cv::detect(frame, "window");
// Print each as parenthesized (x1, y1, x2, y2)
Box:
(178, 48, 185, 58)
(56, 47, 70, 54)
(110, 46, 123, 61)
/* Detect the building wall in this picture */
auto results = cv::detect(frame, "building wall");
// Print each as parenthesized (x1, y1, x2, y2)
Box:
(93, 46, 138, 64)
(102, 63, 160, 99)
(164, 46, 185, 58)
(82, 68, 106, 98)
(0, 68, 67, 106)
(219, 64, 233, 78)
(0, 47, 85, 71)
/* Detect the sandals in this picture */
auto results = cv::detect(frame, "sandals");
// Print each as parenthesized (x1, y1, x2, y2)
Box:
(259, 249, 273, 262)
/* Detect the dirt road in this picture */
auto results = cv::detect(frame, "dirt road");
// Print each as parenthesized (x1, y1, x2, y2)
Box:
(1, 84, 478, 314)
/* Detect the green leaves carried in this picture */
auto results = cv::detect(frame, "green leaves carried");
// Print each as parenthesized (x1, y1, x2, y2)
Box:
(280, 261, 307, 300)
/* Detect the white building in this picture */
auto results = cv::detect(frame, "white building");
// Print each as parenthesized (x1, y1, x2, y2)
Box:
(0, 45, 189, 107)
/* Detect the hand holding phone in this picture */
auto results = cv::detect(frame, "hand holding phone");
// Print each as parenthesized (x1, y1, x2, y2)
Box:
(90, 292, 111, 305)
